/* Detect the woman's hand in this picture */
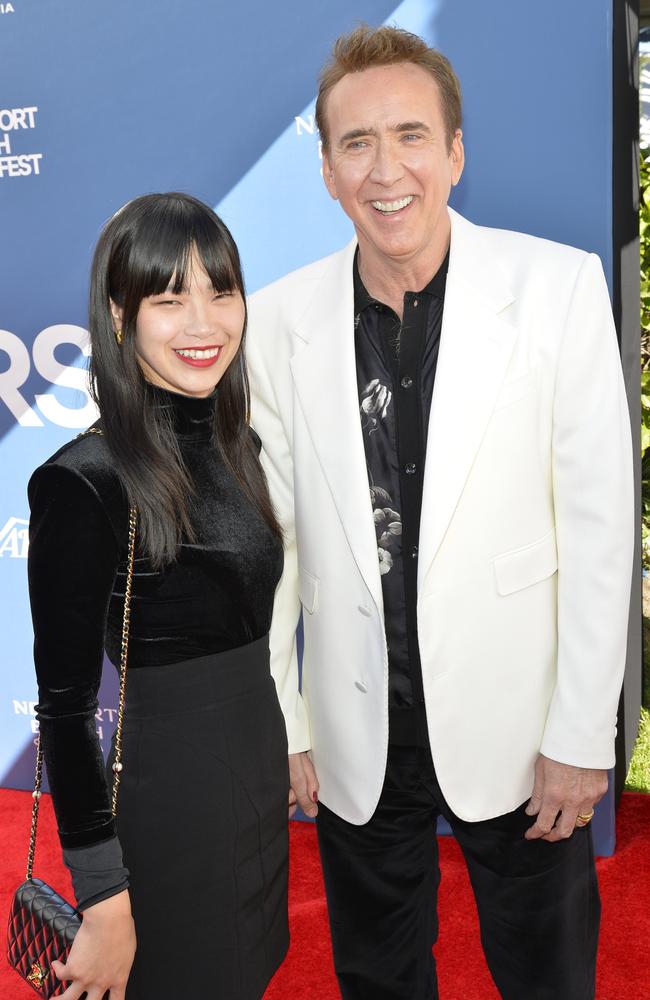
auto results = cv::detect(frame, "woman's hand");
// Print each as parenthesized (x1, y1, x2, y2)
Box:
(53, 889, 136, 1000)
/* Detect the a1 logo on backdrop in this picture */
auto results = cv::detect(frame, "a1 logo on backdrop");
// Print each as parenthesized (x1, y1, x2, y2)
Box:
(0, 324, 98, 428)
(0, 517, 28, 558)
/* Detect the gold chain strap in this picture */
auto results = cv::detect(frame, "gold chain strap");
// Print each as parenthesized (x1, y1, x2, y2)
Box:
(111, 504, 137, 813)
(25, 739, 43, 881)
(26, 427, 137, 880)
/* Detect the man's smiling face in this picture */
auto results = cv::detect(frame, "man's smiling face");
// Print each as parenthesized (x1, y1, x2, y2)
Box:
(322, 62, 464, 272)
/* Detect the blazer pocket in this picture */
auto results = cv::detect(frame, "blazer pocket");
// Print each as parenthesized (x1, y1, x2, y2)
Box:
(493, 371, 534, 412)
(493, 530, 558, 597)
(298, 567, 319, 614)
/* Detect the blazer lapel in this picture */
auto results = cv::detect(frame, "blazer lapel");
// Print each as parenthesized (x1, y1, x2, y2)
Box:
(418, 210, 518, 594)
(290, 240, 384, 615)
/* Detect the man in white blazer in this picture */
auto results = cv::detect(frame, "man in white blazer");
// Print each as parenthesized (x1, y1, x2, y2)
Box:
(247, 24, 633, 1000)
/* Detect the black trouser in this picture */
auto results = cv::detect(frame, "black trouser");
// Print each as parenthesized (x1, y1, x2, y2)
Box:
(316, 745, 599, 1000)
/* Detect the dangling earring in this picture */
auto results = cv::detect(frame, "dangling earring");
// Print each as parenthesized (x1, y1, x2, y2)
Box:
(115, 329, 123, 346)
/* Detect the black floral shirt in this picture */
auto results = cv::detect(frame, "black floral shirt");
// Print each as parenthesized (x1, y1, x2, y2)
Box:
(353, 249, 448, 746)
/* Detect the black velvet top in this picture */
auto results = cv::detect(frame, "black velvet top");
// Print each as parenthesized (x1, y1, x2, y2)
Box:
(28, 385, 283, 907)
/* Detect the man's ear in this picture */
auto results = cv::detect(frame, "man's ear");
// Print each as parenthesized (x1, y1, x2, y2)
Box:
(450, 129, 465, 188)
(322, 152, 338, 201)
(109, 299, 123, 331)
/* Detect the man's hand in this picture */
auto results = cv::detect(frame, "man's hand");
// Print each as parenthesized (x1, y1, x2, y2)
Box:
(524, 753, 608, 842)
(288, 751, 319, 819)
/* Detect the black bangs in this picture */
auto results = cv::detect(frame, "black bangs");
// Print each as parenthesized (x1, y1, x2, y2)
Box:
(108, 192, 243, 322)
(183, 214, 241, 295)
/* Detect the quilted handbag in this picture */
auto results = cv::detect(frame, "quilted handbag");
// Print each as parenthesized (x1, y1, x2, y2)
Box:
(6, 485, 137, 997)
(7, 880, 81, 997)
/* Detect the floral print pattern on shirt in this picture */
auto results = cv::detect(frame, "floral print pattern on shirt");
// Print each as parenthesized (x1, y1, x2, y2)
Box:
(360, 378, 402, 577)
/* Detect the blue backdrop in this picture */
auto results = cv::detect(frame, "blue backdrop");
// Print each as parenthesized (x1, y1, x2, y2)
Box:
(0, 0, 618, 852)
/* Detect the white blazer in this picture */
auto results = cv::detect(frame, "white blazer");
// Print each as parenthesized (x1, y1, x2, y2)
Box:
(247, 208, 634, 824)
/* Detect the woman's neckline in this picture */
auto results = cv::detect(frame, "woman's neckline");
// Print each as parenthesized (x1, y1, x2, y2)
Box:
(146, 382, 217, 441)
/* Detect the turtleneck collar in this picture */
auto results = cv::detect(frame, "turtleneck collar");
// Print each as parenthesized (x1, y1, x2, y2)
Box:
(147, 383, 217, 442)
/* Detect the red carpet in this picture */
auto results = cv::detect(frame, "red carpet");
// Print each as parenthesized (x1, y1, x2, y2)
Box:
(1, 789, 648, 998)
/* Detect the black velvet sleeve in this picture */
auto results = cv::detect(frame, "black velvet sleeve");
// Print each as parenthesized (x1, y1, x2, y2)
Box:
(28, 463, 121, 850)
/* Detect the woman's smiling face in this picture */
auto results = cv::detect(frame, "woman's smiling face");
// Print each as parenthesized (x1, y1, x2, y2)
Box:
(112, 251, 245, 398)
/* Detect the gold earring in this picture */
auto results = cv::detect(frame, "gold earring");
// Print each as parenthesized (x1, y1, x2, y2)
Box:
(115, 329, 123, 346)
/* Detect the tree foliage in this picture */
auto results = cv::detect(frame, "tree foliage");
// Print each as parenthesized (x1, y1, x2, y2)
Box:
(641, 147, 650, 566)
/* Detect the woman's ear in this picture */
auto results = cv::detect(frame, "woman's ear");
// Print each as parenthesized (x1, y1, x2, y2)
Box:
(109, 299, 123, 332)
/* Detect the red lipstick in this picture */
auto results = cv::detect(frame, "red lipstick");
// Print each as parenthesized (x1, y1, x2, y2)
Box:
(173, 346, 222, 368)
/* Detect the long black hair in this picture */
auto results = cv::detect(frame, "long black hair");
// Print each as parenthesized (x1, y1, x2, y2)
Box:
(89, 191, 280, 566)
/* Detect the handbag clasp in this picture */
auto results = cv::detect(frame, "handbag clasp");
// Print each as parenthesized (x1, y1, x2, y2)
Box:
(26, 962, 46, 988)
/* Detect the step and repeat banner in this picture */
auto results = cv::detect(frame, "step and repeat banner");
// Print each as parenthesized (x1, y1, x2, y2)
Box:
(1, 0, 619, 849)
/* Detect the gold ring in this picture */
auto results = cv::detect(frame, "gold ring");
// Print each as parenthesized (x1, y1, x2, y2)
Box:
(575, 810, 595, 825)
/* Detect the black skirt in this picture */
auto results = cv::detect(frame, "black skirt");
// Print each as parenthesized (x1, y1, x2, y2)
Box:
(109, 635, 289, 1000)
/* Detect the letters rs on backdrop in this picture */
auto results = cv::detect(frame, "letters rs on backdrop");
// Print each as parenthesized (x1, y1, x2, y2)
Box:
(0, 326, 98, 429)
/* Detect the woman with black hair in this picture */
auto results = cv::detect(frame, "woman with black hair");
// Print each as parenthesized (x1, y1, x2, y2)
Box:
(27, 192, 289, 1000)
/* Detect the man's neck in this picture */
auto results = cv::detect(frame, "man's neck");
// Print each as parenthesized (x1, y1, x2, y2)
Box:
(357, 225, 451, 320)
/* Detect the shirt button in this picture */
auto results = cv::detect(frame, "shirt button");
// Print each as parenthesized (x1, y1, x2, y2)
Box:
(355, 680, 368, 693)
(358, 605, 371, 617)
(413, 298, 419, 308)
(411, 545, 418, 559)
(400, 376, 413, 389)
(405, 462, 417, 475)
